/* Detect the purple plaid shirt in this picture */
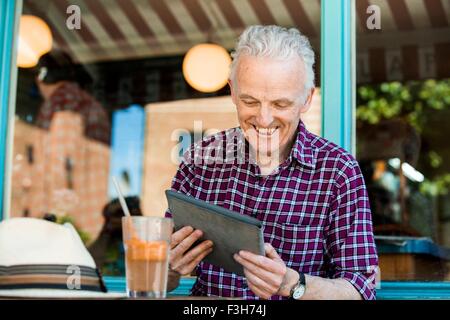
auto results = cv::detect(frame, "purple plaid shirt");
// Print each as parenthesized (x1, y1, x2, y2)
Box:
(166, 121, 378, 300)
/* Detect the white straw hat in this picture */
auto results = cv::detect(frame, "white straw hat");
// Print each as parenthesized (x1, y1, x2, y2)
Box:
(0, 218, 125, 298)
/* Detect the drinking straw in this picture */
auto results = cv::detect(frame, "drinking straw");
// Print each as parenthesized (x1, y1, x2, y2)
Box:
(112, 177, 131, 217)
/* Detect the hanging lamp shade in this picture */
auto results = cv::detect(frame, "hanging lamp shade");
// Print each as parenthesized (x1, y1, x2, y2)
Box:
(17, 15, 53, 68)
(182, 43, 231, 93)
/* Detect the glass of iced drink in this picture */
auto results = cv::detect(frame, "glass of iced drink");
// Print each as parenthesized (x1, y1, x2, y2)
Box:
(122, 216, 173, 298)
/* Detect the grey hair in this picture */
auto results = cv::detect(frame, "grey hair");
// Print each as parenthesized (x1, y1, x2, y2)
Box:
(230, 25, 315, 100)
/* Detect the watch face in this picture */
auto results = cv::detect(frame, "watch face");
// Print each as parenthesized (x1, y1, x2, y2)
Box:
(292, 285, 305, 300)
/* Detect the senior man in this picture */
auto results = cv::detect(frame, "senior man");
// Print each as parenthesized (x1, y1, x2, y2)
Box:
(166, 25, 378, 300)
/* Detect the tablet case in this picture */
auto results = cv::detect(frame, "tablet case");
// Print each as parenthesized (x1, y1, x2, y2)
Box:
(165, 190, 265, 277)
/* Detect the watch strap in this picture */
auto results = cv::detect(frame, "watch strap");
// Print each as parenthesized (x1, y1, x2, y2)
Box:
(299, 272, 306, 285)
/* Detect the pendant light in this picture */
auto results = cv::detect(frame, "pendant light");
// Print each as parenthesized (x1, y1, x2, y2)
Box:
(18, 15, 53, 68)
(182, 43, 231, 93)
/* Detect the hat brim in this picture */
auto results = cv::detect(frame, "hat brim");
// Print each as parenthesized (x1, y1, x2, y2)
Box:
(0, 289, 127, 299)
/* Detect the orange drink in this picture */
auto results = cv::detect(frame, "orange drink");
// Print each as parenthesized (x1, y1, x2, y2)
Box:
(122, 217, 172, 298)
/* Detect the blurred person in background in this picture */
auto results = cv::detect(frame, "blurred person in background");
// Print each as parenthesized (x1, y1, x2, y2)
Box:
(34, 50, 110, 145)
(20, 50, 113, 241)
(89, 196, 142, 276)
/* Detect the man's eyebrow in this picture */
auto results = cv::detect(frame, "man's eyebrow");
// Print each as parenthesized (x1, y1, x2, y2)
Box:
(272, 98, 294, 105)
(239, 94, 258, 100)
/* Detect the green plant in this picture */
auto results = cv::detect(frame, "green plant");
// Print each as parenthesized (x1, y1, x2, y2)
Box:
(357, 79, 450, 132)
(357, 79, 450, 196)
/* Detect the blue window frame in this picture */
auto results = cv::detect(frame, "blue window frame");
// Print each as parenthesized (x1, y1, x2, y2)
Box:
(0, 0, 20, 221)
(321, 0, 355, 153)
(1, 0, 449, 299)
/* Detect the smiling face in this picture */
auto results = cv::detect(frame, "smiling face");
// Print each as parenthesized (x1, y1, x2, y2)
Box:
(230, 55, 314, 163)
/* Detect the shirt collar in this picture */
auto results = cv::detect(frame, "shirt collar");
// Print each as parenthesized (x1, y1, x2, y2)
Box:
(289, 121, 316, 169)
(236, 122, 317, 170)
(49, 81, 79, 100)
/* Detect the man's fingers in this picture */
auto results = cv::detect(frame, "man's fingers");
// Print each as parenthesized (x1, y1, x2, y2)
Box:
(245, 276, 273, 300)
(170, 226, 194, 249)
(171, 228, 204, 257)
(181, 240, 213, 263)
(234, 253, 282, 289)
(243, 269, 277, 294)
(247, 283, 273, 300)
(178, 247, 213, 275)
(236, 251, 285, 277)
(264, 243, 283, 263)
(172, 240, 213, 270)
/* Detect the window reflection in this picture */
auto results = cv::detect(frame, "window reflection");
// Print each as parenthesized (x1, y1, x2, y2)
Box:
(356, 0, 450, 281)
(12, 0, 322, 277)
(12, 50, 111, 242)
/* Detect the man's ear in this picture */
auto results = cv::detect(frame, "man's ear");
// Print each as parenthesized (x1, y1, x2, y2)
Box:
(300, 87, 315, 113)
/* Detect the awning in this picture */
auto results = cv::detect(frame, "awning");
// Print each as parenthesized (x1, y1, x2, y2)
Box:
(24, 0, 322, 63)
(23, 0, 450, 83)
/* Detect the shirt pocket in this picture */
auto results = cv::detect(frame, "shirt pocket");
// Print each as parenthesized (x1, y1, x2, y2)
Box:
(264, 221, 324, 272)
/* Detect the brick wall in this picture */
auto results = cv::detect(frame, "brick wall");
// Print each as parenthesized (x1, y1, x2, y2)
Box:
(10, 112, 110, 242)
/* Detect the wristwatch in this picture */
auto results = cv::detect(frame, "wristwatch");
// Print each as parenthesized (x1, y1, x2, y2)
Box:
(290, 272, 306, 300)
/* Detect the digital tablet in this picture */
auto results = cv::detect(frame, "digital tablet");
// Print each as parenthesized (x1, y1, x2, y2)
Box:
(165, 190, 265, 277)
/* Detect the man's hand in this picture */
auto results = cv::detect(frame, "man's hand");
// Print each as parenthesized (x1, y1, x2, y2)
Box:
(234, 243, 298, 299)
(169, 226, 213, 276)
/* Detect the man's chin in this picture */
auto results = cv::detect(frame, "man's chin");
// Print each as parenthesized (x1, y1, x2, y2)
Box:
(249, 145, 281, 159)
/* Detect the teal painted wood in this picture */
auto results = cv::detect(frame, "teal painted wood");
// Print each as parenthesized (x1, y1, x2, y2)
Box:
(378, 282, 450, 300)
(104, 277, 450, 300)
(321, 0, 354, 153)
(103, 276, 196, 297)
(0, 0, 19, 221)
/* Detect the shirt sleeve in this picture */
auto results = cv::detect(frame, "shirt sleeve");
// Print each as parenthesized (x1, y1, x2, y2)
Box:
(164, 154, 201, 278)
(325, 159, 379, 300)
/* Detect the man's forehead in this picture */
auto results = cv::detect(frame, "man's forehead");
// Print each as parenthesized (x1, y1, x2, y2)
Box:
(234, 55, 306, 86)
(235, 65, 304, 96)
(236, 54, 305, 72)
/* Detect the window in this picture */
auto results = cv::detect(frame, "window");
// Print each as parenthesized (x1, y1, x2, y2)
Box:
(10, 0, 322, 276)
(355, 0, 450, 281)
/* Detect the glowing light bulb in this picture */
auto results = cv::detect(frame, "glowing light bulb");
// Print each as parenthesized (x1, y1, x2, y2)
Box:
(182, 43, 231, 93)
(17, 15, 53, 68)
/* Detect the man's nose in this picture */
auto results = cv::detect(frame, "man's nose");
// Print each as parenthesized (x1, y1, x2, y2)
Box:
(256, 105, 274, 127)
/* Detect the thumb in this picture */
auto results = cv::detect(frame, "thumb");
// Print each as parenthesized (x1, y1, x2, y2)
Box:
(265, 243, 282, 262)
